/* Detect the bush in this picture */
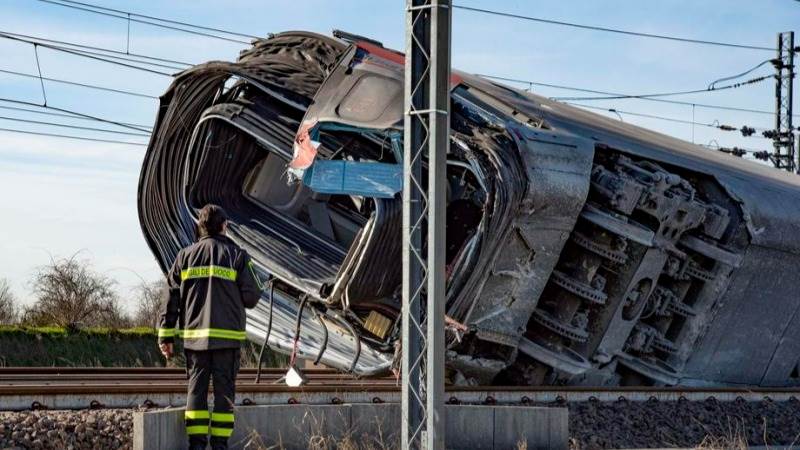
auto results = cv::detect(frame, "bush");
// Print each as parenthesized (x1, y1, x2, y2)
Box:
(131, 280, 167, 328)
(23, 255, 131, 328)
(0, 279, 18, 325)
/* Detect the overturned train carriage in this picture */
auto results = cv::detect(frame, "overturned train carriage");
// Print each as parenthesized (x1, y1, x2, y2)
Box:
(138, 32, 800, 387)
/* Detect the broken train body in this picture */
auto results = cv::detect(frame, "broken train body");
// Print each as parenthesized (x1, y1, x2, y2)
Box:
(138, 32, 800, 387)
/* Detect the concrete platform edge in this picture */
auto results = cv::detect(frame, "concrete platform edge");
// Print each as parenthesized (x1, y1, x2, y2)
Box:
(133, 403, 568, 450)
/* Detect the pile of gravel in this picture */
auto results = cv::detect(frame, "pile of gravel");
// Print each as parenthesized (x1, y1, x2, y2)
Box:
(568, 398, 800, 449)
(0, 409, 133, 450)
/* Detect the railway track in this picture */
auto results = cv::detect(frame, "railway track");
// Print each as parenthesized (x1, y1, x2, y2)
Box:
(2, 368, 799, 411)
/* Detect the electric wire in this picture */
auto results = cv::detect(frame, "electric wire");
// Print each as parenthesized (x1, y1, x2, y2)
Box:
(38, 0, 252, 44)
(0, 97, 152, 133)
(0, 33, 173, 77)
(8, 4, 786, 160)
(0, 103, 152, 130)
(0, 30, 193, 68)
(33, 44, 47, 105)
(0, 126, 147, 146)
(708, 59, 775, 89)
(42, 0, 260, 40)
(477, 74, 794, 117)
(564, 102, 770, 132)
(553, 75, 772, 101)
(0, 114, 151, 136)
(7, 38, 186, 71)
(453, 5, 773, 51)
(0, 68, 158, 99)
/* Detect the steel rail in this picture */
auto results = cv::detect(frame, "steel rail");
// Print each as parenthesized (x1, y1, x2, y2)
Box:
(2, 369, 799, 411)
(2, 369, 799, 396)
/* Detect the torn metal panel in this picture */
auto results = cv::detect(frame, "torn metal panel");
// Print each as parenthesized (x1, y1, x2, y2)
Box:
(463, 124, 594, 349)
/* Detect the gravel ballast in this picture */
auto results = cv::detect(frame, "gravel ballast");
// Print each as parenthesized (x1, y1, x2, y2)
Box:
(1, 399, 799, 449)
(568, 398, 800, 449)
(0, 409, 133, 450)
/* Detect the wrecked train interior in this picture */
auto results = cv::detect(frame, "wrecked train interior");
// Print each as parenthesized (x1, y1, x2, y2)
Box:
(139, 32, 800, 387)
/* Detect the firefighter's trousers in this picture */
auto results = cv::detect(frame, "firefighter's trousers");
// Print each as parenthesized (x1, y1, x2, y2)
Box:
(184, 348, 240, 447)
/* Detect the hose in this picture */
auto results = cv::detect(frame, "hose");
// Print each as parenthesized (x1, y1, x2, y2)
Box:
(288, 295, 308, 367)
(336, 313, 362, 373)
(313, 310, 329, 365)
(254, 281, 274, 384)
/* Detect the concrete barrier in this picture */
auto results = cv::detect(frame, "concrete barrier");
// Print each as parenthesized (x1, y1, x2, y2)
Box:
(134, 403, 567, 450)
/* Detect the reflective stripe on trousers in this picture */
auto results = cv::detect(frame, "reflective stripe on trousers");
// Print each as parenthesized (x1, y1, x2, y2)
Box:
(184, 410, 209, 435)
(210, 412, 234, 437)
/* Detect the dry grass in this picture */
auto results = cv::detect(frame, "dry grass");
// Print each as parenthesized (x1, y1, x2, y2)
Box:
(237, 420, 535, 450)
(234, 408, 397, 450)
(694, 433, 749, 450)
(693, 416, 750, 450)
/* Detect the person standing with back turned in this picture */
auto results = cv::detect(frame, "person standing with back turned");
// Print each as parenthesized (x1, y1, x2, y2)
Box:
(157, 204, 262, 450)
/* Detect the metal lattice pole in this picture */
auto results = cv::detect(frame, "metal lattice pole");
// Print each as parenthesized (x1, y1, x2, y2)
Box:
(772, 31, 795, 172)
(402, 0, 450, 448)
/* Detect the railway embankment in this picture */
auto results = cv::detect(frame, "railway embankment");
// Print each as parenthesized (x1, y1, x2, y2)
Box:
(0, 326, 284, 368)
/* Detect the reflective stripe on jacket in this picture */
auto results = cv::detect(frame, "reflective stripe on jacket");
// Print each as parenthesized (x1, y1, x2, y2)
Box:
(157, 234, 262, 350)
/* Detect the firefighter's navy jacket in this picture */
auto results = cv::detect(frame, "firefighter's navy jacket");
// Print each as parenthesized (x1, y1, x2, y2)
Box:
(157, 234, 262, 350)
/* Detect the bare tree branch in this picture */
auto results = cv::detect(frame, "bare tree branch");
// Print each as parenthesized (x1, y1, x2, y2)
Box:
(24, 255, 131, 328)
(131, 280, 167, 328)
(0, 278, 19, 325)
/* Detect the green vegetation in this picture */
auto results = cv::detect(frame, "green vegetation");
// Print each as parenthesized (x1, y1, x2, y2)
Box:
(0, 326, 285, 367)
(0, 326, 166, 367)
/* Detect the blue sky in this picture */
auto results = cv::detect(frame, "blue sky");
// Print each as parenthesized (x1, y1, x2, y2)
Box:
(1, 0, 798, 309)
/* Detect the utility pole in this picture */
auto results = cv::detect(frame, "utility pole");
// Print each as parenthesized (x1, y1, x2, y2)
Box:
(770, 31, 795, 172)
(402, 0, 450, 448)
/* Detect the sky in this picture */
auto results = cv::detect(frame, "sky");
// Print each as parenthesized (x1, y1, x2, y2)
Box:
(1, 0, 799, 310)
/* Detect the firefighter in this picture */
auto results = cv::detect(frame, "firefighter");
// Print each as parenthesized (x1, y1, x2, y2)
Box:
(157, 204, 262, 450)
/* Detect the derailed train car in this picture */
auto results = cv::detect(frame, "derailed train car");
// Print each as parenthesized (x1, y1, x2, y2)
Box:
(138, 32, 800, 387)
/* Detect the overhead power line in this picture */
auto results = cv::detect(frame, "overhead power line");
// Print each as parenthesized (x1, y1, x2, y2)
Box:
(565, 102, 770, 133)
(477, 74, 795, 117)
(0, 98, 152, 133)
(0, 126, 147, 146)
(0, 30, 193, 68)
(0, 115, 151, 136)
(453, 5, 773, 51)
(0, 32, 174, 77)
(0, 103, 152, 130)
(0, 68, 158, 99)
(553, 75, 772, 101)
(45, 0, 259, 40)
(708, 59, 775, 89)
(38, 0, 254, 44)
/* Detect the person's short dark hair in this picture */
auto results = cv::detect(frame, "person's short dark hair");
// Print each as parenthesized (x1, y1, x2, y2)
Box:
(196, 204, 228, 239)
